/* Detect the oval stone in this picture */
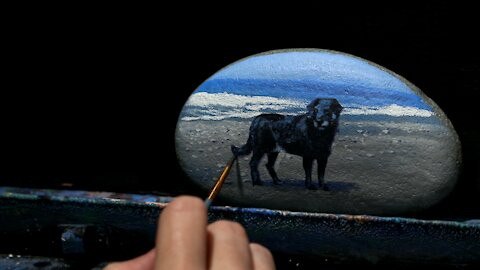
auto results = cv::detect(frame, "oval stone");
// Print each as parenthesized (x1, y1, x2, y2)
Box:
(175, 49, 461, 215)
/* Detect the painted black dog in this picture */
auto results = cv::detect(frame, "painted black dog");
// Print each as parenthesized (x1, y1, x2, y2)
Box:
(231, 98, 342, 190)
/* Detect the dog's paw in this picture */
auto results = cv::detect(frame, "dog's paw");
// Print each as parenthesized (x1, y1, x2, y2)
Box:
(273, 179, 283, 185)
(307, 184, 318, 190)
(320, 184, 330, 191)
(252, 180, 264, 186)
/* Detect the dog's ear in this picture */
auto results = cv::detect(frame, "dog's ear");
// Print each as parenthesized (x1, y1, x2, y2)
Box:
(331, 99, 343, 116)
(307, 98, 321, 119)
(307, 98, 321, 110)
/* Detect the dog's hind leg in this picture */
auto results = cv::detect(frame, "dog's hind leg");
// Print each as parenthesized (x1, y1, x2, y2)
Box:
(303, 157, 316, 190)
(249, 151, 264, 186)
(317, 156, 329, 191)
(266, 152, 282, 185)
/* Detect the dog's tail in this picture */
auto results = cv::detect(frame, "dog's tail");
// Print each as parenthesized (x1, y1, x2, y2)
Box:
(231, 135, 252, 157)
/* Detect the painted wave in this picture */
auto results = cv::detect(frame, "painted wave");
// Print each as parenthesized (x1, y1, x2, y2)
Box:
(181, 92, 434, 121)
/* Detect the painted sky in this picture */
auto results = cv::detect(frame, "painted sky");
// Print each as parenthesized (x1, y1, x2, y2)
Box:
(195, 50, 432, 110)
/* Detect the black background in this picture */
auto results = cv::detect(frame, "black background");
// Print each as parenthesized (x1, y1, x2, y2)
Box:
(2, 2, 479, 219)
(1, 1, 480, 268)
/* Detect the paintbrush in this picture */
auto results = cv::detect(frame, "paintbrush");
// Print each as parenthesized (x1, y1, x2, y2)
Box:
(204, 155, 237, 209)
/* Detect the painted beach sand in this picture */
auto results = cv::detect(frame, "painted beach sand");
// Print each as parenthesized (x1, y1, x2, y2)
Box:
(175, 50, 460, 215)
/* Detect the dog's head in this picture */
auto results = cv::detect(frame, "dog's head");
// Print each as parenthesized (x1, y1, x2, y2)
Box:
(306, 98, 343, 127)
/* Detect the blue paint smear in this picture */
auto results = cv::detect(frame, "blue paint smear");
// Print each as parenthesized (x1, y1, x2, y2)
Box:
(196, 51, 432, 110)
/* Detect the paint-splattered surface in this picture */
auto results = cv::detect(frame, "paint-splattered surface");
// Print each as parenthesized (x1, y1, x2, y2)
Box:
(1, 187, 479, 267)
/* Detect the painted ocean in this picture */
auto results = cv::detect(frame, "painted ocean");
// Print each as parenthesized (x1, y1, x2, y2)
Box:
(180, 79, 437, 125)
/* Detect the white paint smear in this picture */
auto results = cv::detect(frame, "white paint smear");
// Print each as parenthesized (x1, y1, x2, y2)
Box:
(181, 92, 433, 121)
(344, 104, 433, 117)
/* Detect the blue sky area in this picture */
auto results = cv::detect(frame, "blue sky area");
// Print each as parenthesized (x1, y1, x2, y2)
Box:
(196, 51, 432, 110)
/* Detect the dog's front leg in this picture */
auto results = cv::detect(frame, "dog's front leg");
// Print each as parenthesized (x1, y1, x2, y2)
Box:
(317, 157, 329, 191)
(303, 157, 316, 190)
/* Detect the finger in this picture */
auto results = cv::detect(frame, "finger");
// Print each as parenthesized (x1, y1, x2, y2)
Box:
(103, 249, 155, 270)
(250, 243, 276, 270)
(155, 196, 207, 270)
(207, 220, 253, 270)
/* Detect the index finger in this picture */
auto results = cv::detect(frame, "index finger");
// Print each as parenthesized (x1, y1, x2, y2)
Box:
(155, 196, 208, 270)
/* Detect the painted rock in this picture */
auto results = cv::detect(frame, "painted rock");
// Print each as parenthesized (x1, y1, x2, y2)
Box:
(175, 49, 461, 215)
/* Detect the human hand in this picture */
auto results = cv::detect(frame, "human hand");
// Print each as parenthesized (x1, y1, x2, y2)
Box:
(105, 196, 275, 270)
